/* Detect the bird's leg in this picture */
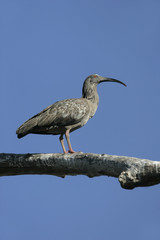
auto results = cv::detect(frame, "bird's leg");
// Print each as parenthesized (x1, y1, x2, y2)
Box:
(59, 134, 67, 154)
(65, 129, 76, 153)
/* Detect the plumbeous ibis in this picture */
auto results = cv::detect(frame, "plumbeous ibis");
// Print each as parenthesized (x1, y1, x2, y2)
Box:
(16, 74, 126, 153)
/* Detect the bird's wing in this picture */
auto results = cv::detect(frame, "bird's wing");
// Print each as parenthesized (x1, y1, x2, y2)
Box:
(16, 98, 90, 137)
(36, 98, 90, 127)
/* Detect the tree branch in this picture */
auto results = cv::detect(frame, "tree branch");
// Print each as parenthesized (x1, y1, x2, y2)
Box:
(0, 152, 160, 189)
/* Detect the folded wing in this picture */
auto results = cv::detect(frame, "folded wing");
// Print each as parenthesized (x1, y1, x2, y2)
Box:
(16, 98, 89, 138)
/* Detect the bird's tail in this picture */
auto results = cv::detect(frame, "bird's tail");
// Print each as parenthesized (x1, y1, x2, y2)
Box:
(16, 124, 29, 138)
(16, 132, 27, 139)
(16, 117, 37, 138)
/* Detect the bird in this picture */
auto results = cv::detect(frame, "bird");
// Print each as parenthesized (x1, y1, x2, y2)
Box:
(16, 74, 126, 153)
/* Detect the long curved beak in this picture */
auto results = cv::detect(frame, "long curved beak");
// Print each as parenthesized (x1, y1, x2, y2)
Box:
(99, 77, 127, 87)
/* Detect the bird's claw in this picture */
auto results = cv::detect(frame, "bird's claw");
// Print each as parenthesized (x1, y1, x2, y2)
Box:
(68, 149, 76, 154)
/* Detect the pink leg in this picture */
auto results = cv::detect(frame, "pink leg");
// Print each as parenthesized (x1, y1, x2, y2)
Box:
(65, 129, 76, 153)
(59, 134, 67, 154)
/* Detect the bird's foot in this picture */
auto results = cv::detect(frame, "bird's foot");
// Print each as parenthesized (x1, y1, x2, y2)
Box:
(63, 150, 68, 154)
(62, 149, 76, 154)
(68, 148, 76, 154)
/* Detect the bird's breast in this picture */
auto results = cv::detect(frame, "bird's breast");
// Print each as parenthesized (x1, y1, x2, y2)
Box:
(87, 100, 99, 119)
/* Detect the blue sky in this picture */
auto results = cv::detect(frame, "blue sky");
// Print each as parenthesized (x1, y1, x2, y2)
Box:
(1, 0, 160, 239)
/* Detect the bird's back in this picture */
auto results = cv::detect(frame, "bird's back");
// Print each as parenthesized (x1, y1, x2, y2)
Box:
(16, 98, 91, 138)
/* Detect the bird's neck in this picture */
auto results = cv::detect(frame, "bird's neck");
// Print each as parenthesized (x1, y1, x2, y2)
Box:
(82, 86, 99, 105)
(82, 85, 99, 118)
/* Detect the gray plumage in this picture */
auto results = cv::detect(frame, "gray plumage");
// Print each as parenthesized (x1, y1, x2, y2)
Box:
(16, 74, 126, 153)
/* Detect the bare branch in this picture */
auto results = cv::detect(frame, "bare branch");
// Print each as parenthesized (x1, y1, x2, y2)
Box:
(0, 152, 160, 189)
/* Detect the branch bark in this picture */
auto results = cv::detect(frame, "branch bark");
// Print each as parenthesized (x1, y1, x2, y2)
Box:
(0, 152, 160, 189)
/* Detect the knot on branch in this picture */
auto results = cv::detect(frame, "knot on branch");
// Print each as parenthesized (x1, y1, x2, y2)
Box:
(119, 170, 139, 190)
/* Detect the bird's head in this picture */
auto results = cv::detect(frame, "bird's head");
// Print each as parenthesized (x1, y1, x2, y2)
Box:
(84, 74, 127, 86)
(82, 74, 126, 99)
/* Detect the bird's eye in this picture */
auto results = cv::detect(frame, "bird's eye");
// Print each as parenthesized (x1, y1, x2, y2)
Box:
(93, 75, 97, 78)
